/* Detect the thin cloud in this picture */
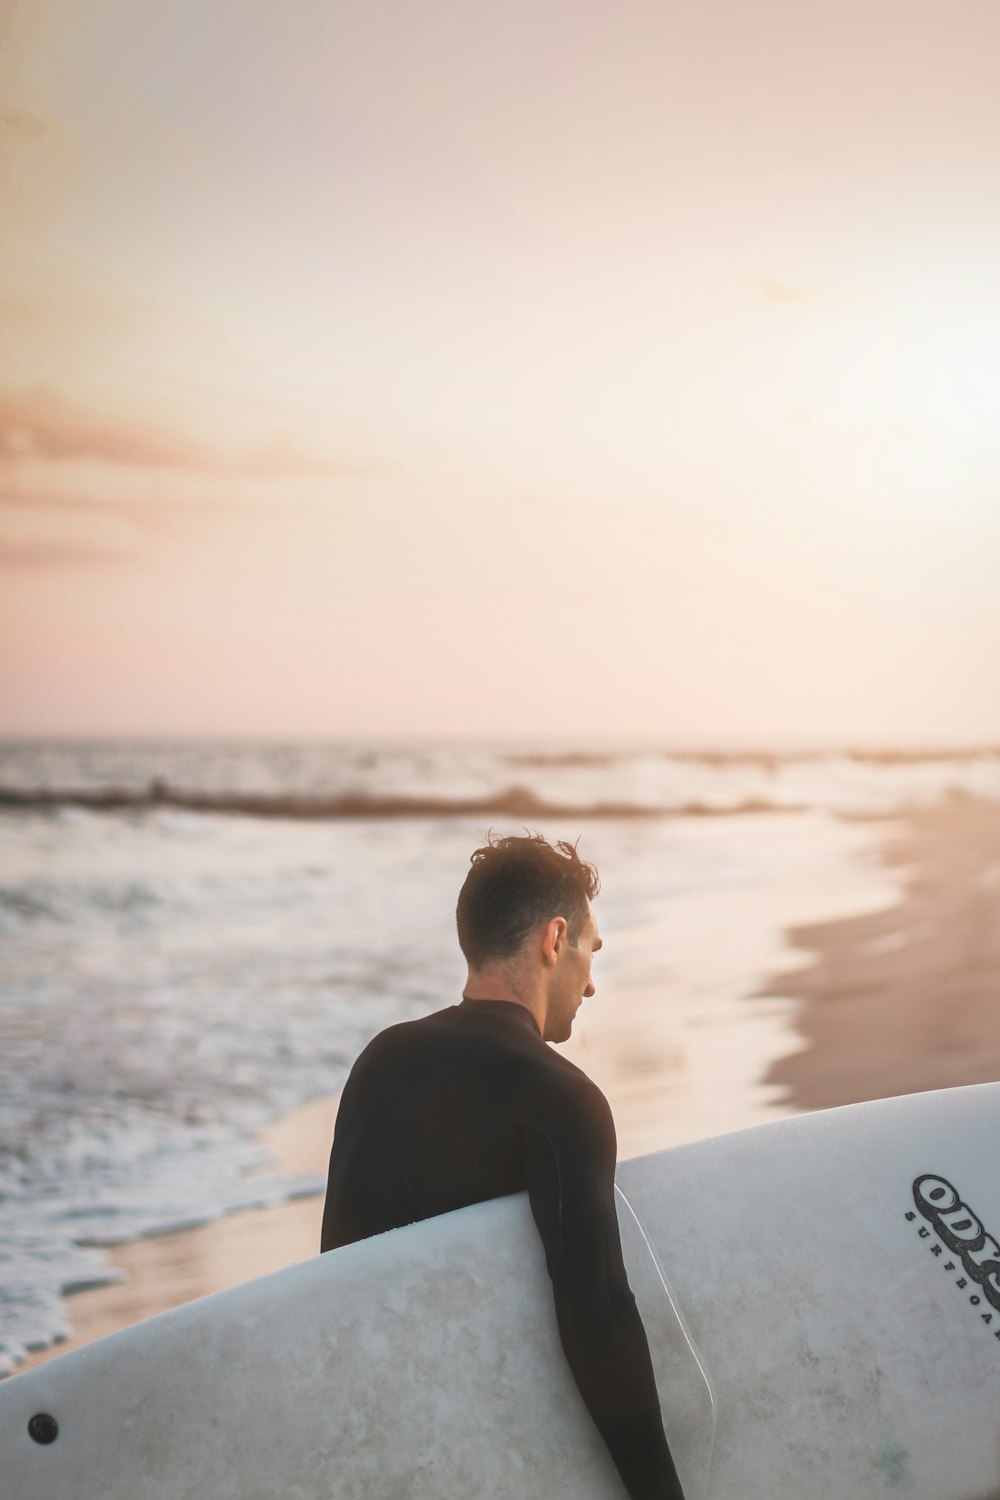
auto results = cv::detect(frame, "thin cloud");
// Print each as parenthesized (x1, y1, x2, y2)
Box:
(0, 385, 367, 476)
(0, 386, 216, 467)
(0, 107, 50, 140)
(0, 536, 135, 568)
(0, 488, 238, 532)
(756, 279, 811, 303)
(241, 436, 371, 478)
(0, 487, 256, 566)
(0, 99, 78, 234)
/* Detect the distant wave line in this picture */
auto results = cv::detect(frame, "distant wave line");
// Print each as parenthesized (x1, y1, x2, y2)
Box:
(505, 747, 1000, 770)
(0, 782, 806, 821)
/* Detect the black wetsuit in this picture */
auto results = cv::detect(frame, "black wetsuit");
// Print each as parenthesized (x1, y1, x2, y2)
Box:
(321, 998, 684, 1500)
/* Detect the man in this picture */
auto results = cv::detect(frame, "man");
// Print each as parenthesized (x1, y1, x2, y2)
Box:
(321, 833, 684, 1500)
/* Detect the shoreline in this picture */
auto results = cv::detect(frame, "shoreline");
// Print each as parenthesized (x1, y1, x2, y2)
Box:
(18, 797, 1000, 1378)
(19, 1096, 338, 1374)
(763, 797, 1000, 1109)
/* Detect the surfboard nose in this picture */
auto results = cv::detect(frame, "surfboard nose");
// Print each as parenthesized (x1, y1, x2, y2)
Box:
(2, 1378, 70, 1500)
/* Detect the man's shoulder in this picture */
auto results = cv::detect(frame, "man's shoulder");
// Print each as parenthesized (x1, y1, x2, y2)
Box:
(478, 1040, 611, 1151)
(543, 1051, 614, 1120)
(540, 1044, 603, 1095)
(351, 1006, 457, 1064)
(348, 1009, 611, 1120)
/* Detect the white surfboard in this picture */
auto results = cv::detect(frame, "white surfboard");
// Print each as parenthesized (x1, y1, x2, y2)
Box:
(3, 1082, 999, 1499)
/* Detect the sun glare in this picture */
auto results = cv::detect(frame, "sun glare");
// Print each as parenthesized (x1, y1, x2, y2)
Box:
(831, 259, 1000, 459)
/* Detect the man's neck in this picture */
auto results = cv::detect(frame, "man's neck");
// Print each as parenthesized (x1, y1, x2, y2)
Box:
(462, 973, 546, 1038)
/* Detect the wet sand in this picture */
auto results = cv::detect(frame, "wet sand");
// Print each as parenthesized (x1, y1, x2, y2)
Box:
(20, 798, 1000, 1375)
(764, 798, 1000, 1108)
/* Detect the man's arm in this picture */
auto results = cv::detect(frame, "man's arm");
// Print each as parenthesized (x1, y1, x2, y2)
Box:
(519, 1082, 685, 1500)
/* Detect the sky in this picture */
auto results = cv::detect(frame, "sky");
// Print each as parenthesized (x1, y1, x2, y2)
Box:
(2, 0, 999, 744)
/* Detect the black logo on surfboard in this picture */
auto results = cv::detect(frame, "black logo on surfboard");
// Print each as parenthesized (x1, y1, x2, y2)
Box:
(906, 1174, 1000, 1341)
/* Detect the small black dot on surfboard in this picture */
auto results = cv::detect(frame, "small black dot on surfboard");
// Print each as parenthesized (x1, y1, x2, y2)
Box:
(28, 1413, 58, 1445)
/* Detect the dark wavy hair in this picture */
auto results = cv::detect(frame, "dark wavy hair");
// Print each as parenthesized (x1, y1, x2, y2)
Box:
(456, 832, 600, 969)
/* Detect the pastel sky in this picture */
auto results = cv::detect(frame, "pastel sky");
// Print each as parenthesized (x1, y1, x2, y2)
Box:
(2, 0, 999, 742)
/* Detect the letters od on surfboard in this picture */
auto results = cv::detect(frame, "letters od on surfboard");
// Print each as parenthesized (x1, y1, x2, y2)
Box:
(907, 1173, 1000, 1337)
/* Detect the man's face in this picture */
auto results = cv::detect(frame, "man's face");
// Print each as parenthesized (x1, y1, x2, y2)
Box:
(544, 903, 602, 1044)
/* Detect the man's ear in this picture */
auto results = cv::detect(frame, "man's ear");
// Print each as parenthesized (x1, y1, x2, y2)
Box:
(541, 916, 569, 967)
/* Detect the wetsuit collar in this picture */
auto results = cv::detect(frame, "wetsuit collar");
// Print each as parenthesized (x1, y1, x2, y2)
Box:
(458, 997, 543, 1038)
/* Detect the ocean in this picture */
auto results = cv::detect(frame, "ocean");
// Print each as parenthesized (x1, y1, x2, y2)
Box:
(2, 737, 997, 1375)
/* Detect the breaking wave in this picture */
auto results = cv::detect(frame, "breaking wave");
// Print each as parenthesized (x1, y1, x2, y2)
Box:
(0, 781, 805, 821)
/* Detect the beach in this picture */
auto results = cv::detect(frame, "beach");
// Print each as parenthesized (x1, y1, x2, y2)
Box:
(18, 794, 1000, 1378)
(766, 796, 1000, 1109)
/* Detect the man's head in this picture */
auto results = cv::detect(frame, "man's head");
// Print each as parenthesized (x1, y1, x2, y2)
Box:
(456, 833, 602, 1042)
